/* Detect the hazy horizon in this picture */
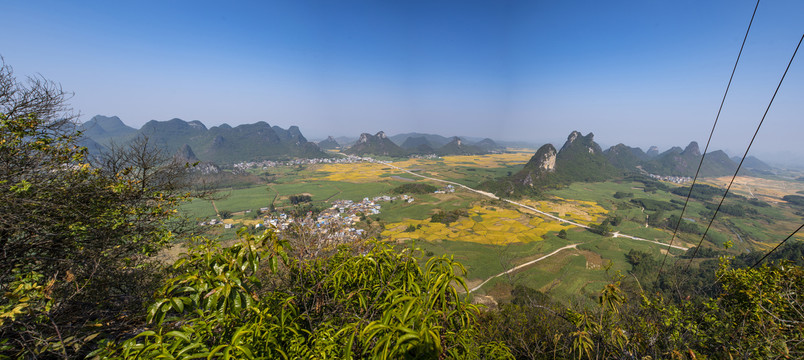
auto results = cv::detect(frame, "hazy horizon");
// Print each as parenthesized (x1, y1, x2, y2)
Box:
(3, 0, 803, 161)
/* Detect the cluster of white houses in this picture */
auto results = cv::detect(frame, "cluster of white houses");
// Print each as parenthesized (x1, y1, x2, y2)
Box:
(199, 193, 418, 243)
(647, 173, 692, 184)
(232, 156, 363, 171)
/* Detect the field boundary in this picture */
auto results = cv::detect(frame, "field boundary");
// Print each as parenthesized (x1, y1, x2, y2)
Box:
(368, 157, 689, 252)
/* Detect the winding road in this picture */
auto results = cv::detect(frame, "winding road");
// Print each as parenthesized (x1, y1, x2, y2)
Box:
(338, 155, 690, 292)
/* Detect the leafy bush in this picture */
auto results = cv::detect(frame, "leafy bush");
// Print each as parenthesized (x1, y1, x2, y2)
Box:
(288, 194, 312, 204)
(630, 198, 677, 211)
(613, 191, 633, 199)
(430, 209, 469, 225)
(672, 183, 742, 201)
(92, 230, 512, 359)
(782, 194, 804, 207)
(392, 183, 439, 194)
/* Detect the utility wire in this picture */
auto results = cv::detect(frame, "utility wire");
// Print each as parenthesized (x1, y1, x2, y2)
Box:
(750, 222, 804, 269)
(656, 0, 761, 277)
(684, 33, 803, 273)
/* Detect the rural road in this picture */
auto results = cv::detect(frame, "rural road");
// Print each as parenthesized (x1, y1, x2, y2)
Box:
(371, 158, 688, 252)
(468, 243, 579, 293)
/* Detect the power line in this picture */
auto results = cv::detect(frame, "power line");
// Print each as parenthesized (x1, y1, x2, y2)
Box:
(750, 222, 804, 269)
(684, 33, 804, 273)
(656, 0, 761, 277)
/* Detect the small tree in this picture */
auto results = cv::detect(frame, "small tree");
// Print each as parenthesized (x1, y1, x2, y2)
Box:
(558, 229, 568, 239)
(0, 59, 189, 358)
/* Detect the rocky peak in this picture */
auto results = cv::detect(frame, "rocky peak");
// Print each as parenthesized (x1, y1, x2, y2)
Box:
(519, 144, 557, 187)
(376, 131, 387, 139)
(527, 144, 557, 173)
(535, 144, 557, 172)
(175, 144, 199, 162)
(357, 133, 371, 144)
(560, 130, 597, 154)
(682, 141, 701, 157)
(560, 131, 582, 152)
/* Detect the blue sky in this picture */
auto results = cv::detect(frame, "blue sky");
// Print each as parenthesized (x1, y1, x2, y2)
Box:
(2, 0, 803, 161)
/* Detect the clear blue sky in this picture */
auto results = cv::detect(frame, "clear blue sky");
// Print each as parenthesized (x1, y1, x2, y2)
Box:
(2, 0, 803, 161)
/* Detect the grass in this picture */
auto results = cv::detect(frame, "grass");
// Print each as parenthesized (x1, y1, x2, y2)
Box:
(180, 180, 405, 219)
(183, 153, 804, 306)
(413, 236, 571, 282)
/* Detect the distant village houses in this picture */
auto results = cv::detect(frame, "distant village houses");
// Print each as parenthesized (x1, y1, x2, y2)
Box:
(647, 173, 691, 184)
(198, 191, 418, 245)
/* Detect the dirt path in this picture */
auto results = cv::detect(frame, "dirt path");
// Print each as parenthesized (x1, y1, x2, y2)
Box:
(323, 186, 342, 202)
(211, 200, 220, 218)
(469, 243, 580, 293)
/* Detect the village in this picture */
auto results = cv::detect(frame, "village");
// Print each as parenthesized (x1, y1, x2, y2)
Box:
(199, 184, 455, 244)
(647, 173, 692, 184)
(231, 155, 364, 172)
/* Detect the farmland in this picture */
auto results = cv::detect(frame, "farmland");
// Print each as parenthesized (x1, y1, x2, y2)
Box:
(179, 150, 804, 304)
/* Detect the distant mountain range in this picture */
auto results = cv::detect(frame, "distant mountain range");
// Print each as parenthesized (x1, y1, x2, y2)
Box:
(342, 131, 503, 157)
(484, 130, 773, 196)
(80, 116, 772, 178)
(80, 115, 138, 143)
(605, 141, 771, 177)
(79, 115, 326, 163)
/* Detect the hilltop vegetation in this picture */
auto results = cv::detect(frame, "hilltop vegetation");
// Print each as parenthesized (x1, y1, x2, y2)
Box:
(81, 116, 327, 163)
(483, 131, 619, 196)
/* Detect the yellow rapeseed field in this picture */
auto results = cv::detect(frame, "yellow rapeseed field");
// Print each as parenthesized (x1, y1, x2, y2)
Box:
(382, 204, 569, 245)
(518, 197, 607, 225)
(703, 176, 804, 203)
(390, 158, 432, 169)
(313, 162, 402, 182)
(439, 153, 532, 168)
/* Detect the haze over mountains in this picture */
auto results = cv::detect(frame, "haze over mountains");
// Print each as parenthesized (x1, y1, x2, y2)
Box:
(80, 115, 327, 163)
(80, 116, 772, 179)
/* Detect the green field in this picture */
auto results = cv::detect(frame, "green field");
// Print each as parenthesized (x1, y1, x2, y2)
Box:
(181, 153, 804, 306)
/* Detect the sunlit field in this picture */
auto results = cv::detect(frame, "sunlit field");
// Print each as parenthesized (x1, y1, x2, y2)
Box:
(313, 162, 406, 182)
(382, 204, 571, 244)
(518, 197, 609, 225)
(438, 152, 532, 168)
(704, 175, 804, 203)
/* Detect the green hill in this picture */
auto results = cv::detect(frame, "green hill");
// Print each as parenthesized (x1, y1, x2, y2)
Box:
(389, 132, 451, 148)
(317, 136, 340, 150)
(642, 142, 738, 177)
(604, 143, 647, 169)
(436, 137, 487, 156)
(83, 116, 327, 163)
(400, 136, 435, 151)
(343, 131, 408, 157)
(79, 115, 137, 144)
(474, 138, 504, 152)
(485, 131, 618, 195)
(732, 155, 773, 171)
